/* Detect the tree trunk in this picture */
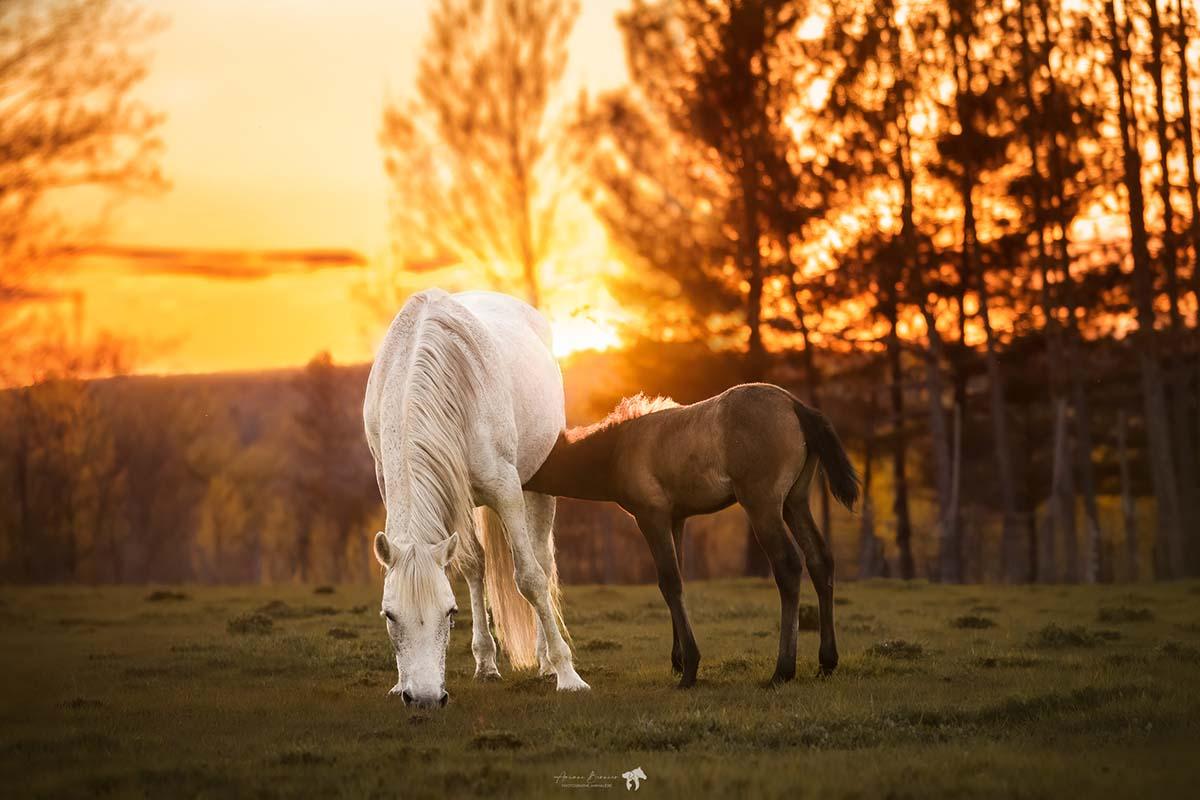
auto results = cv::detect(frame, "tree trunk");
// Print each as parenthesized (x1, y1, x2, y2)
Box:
(1149, 0, 1199, 574)
(1176, 0, 1200, 286)
(1147, 0, 1184, 334)
(1117, 411, 1139, 582)
(885, 13, 955, 580)
(886, 299, 916, 580)
(858, 391, 884, 579)
(948, 402, 964, 580)
(739, 132, 766, 383)
(895, 115, 957, 583)
(1171, 0, 1200, 575)
(1106, 0, 1186, 577)
(1046, 398, 1076, 583)
(1071, 368, 1103, 583)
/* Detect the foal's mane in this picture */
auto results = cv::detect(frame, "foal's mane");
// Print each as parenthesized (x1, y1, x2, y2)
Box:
(566, 392, 680, 443)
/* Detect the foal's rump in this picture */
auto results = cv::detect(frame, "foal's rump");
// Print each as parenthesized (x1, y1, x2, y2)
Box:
(720, 384, 860, 512)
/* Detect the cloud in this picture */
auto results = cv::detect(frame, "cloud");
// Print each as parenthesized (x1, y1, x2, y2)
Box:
(55, 244, 368, 281)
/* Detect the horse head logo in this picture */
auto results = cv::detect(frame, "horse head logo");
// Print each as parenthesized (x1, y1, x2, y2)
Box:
(622, 767, 647, 791)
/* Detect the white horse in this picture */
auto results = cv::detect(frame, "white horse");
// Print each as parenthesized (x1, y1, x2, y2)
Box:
(363, 289, 588, 708)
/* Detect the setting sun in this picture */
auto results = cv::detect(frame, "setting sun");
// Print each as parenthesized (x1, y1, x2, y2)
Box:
(551, 313, 622, 358)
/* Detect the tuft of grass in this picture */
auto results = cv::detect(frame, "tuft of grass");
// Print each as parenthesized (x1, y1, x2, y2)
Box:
(579, 638, 621, 651)
(276, 748, 335, 766)
(1031, 623, 1101, 648)
(144, 590, 189, 603)
(712, 655, 755, 675)
(61, 697, 107, 710)
(326, 627, 358, 640)
(470, 730, 523, 750)
(226, 613, 274, 635)
(254, 601, 339, 619)
(624, 714, 722, 751)
(1157, 640, 1200, 662)
(974, 654, 1039, 669)
(1097, 606, 1154, 623)
(313, 586, 335, 595)
(950, 614, 996, 630)
(867, 639, 924, 659)
(973, 686, 1138, 726)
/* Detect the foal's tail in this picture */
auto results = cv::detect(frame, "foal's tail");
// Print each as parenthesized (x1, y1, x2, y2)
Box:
(479, 507, 550, 670)
(793, 400, 861, 511)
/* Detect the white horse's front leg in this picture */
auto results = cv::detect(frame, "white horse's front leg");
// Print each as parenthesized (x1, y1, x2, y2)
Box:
(495, 479, 589, 692)
(461, 525, 501, 680)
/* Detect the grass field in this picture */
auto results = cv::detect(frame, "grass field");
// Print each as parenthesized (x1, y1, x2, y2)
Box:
(2, 579, 1199, 798)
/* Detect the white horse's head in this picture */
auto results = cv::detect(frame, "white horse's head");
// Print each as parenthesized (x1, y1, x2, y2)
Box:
(373, 531, 459, 709)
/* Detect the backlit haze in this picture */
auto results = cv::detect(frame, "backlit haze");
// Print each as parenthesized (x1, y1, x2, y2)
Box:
(51, 0, 631, 375)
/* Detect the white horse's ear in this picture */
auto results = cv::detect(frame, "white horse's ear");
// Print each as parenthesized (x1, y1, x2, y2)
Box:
(432, 532, 459, 567)
(373, 532, 394, 568)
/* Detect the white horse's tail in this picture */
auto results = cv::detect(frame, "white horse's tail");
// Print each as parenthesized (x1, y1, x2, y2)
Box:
(479, 506, 563, 670)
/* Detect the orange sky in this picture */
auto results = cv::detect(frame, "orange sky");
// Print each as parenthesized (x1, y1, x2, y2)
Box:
(52, 0, 630, 375)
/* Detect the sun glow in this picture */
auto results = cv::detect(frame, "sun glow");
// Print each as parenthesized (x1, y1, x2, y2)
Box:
(550, 313, 622, 358)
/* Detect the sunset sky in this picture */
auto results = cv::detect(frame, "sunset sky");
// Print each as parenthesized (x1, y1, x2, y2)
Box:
(53, 0, 630, 375)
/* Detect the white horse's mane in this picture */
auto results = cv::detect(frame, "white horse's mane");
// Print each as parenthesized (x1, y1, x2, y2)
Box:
(390, 309, 482, 579)
(565, 392, 680, 443)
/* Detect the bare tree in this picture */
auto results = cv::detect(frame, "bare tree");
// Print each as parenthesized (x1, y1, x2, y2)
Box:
(377, 0, 579, 310)
(0, 0, 164, 321)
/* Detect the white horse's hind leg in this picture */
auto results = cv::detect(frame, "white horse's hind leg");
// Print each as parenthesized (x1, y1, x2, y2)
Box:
(525, 491, 559, 677)
(535, 618, 553, 676)
(495, 478, 589, 691)
(461, 518, 501, 680)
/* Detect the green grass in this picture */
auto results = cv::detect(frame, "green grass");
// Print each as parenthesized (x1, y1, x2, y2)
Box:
(2, 579, 1199, 798)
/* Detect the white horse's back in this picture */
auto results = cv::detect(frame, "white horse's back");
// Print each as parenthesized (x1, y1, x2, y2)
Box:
(451, 291, 564, 480)
(363, 289, 563, 490)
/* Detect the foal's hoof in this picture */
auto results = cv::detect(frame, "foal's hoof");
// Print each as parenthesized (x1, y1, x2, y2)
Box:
(675, 676, 697, 690)
(767, 671, 796, 688)
(817, 663, 837, 679)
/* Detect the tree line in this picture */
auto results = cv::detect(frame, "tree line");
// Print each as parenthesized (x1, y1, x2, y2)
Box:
(381, 0, 1200, 583)
(2, 0, 1196, 584)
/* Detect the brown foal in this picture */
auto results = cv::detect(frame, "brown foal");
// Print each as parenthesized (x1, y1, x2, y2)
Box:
(524, 383, 860, 687)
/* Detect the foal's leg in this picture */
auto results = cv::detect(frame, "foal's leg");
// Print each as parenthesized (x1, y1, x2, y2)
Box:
(670, 518, 687, 674)
(743, 494, 806, 685)
(525, 491, 558, 677)
(493, 474, 589, 691)
(784, 481, 838, 674)
(636, 510, 700, 687)
(460, 516, 501, 680)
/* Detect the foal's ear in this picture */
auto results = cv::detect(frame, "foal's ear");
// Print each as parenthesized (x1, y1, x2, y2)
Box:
(432, 532, 459, 567)
(373, 532, 394, 568)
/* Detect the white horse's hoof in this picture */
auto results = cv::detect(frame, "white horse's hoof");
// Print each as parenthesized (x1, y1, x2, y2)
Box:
(556, 673, 591, 692)
(538, 661, 556, 678)
(474, 668, 502, 682)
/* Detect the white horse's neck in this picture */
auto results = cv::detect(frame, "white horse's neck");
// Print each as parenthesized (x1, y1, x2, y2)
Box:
(388, 313, 480, 548)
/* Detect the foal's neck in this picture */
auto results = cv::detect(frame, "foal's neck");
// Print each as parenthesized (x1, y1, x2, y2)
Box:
(524, 430, 621, 502)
